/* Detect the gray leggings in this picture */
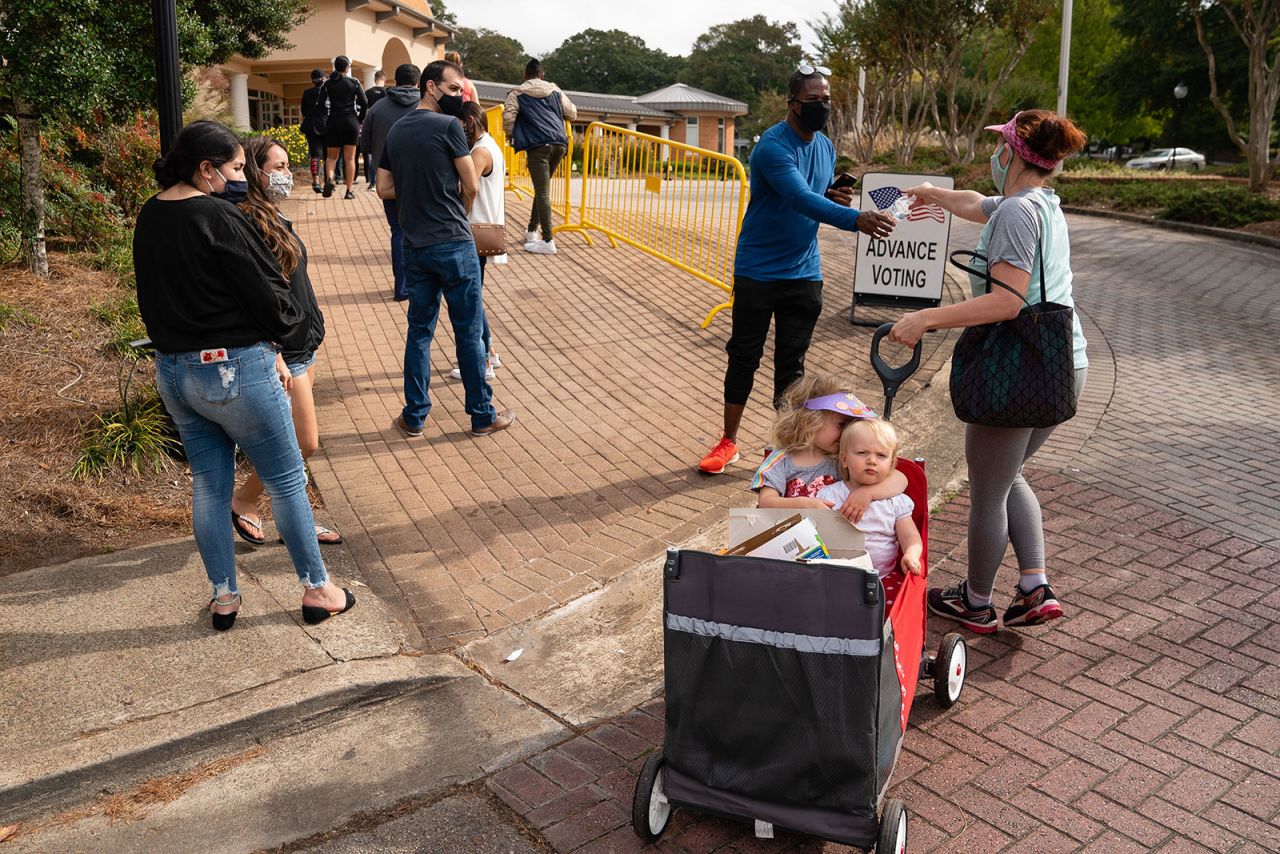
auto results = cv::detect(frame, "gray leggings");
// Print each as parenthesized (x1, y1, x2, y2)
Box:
(966, 368, 1087, 599)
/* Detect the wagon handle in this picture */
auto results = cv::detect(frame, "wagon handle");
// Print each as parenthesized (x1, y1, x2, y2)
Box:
(870, 323, 922, 421)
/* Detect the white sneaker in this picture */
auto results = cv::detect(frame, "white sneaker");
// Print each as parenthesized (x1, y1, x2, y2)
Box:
(488, 351, 502, 368)
(449, 362, 496, 381)
(525, 240, 558, 255)
(524, 230, 538, 244)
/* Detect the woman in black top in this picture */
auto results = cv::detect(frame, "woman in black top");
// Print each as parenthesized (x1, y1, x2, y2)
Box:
(230, 136, 341, 547)
(322, 55, 367, 200)
(134, 120, 355, 631)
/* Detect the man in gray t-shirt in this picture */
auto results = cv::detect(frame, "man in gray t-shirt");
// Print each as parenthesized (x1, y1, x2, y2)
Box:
(377, 59, 516, 438)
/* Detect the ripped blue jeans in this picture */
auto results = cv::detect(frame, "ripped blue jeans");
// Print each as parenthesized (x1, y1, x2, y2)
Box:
(155, 342, 328, 597)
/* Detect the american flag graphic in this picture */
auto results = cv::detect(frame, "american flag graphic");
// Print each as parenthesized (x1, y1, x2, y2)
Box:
(907, 204, 945, 223)
(868, 186, 902, 210)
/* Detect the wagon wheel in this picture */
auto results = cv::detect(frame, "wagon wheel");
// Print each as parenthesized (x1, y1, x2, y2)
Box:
(632, 751, 672, 841)
(933, 632, 967, 708)
(877, 799, 908, 853)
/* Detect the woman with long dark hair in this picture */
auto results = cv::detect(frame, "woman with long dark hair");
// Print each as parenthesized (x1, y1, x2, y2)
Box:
(229, 136, 341, 547)
(322, 55, 367, 200)
(134, 120, 355, 631)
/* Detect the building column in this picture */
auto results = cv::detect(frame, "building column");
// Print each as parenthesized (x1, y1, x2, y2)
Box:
(229, 72, 251, 130)
(659, 124, 670, 162)
(361, 67, 377, 90)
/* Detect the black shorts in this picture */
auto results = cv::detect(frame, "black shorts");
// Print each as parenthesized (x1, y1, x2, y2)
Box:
(324, 115, 359, 148)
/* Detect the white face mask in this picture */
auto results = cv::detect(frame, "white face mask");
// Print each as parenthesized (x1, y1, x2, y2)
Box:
(266, 171, 293, 201)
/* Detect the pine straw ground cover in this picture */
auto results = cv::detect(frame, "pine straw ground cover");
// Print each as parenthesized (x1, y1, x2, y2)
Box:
(0, 256, 190, 576)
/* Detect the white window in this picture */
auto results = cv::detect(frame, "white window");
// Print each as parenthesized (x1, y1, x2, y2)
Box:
(718, 118, 725, 153)
(685, 115, 698, 144)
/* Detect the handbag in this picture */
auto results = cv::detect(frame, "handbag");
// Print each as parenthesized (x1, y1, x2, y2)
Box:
(471, 223, 506, 256)
(947, 235, 1077, 429)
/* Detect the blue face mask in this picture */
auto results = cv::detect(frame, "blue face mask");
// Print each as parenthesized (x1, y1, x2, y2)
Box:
(207, 168, 249, 204)
(989, 143, 1012, 195)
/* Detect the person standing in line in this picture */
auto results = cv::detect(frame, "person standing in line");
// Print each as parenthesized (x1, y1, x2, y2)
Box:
(321, 55, 366, 200)
(450, 101, 506, 382)
(360, 63, 421, 302)
(361, 69, 387, 191)
(503, 59, 577, 255)
(445, 50, 479, 103)
(229, 136, 341, 548)
(134, 120, 355, 631)
(300, 69, 328, 194)
(697, 65, 897, 475)
(378, 60, 517, 438)
(889, 110, 1089, 633)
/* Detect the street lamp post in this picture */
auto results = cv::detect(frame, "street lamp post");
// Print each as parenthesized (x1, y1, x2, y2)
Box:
(153, 0, 183, 155)
(1170, 81, 1188, 171)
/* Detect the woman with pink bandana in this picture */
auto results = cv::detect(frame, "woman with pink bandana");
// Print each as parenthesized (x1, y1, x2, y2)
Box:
(888, 109, 1088, 635)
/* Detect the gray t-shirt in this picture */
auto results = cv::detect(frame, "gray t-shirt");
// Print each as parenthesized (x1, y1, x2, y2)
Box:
(980, 190, 1042, 275)
(380, 110, 473, 249)
(749, 450, 839, 498)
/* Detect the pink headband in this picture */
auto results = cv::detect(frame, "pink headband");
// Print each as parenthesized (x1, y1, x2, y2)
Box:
(984, 113, 1059, 171)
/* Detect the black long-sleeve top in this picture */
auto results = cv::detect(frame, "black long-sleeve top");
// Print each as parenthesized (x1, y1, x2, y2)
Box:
(323, 73, 366, 120)
(133, 195, 301, 353)
(275, 216, 325, 363)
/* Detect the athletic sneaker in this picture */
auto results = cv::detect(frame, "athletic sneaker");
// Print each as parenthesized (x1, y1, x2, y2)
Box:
(928, 582, 998, 634)
(449, 363, 496, 381)
(698, 436, 740, 474)
(1003, 583, 1064, 628)
(525, 239, 558, 255)
(525, 230, 538, 244)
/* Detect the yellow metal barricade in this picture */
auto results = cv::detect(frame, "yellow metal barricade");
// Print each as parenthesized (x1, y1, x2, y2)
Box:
(484, 104, 573, 223)
(553, 122, 748, 328)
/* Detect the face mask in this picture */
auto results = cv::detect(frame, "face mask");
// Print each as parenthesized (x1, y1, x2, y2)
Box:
(207, 168, 248, 204)
(990, 143, 1012, 194)
(437, 92, 464, 117)
(266, 171, 293, 201)
(794, 100, 831, 133)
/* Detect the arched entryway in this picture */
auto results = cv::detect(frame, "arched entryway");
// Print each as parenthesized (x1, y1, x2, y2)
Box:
(381, 37, 412, 78)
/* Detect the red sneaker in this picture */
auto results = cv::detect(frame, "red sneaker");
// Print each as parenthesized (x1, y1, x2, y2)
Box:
(698, 436, 740, 474)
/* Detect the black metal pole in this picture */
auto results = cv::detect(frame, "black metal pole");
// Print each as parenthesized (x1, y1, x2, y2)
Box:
(153, 0, 183, 155)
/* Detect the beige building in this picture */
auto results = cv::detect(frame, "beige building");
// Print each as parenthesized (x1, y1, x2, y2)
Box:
(215, 0, 454, 130)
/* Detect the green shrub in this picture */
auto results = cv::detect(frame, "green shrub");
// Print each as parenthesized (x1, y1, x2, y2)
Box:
(1159, 187, 1280, 228)
(244, 125, 309, 168)
(73, 387, 179, 480)
(0, 301, 37, 332)
(70, 115, 160, 219)
(90, 292, 147, 358)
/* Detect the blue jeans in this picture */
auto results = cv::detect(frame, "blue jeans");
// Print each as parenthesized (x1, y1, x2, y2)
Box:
(402, 239, 495, 431)
(155, 342, 328, 597)
(384, 199, 405, 300)
(479, 254, 491, 354)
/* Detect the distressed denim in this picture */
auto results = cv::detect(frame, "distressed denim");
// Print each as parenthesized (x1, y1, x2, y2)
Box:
(155, 342, 328, 596)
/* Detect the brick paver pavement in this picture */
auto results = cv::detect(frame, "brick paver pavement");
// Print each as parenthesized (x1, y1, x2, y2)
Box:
(480, 216, 1280, 852)
(289, 189, 963, 650)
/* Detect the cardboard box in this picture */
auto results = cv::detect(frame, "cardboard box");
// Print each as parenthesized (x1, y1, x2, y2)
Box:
(728, 508, 874, 571)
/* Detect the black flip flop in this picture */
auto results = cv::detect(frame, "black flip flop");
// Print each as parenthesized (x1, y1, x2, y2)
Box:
(301, 588, 356, 625)
(231, 511, 267, 545)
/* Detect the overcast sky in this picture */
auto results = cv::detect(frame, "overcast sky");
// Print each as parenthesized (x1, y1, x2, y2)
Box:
(449, 0, 838, 58)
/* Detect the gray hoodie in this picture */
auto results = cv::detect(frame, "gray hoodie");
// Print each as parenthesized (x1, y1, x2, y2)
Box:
(360, 85, 422, 170)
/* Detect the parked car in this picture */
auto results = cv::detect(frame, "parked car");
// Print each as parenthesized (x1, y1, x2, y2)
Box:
(1125, 148, 1206, 170)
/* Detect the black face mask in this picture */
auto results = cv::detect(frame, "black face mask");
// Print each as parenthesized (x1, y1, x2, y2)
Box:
(437, 92, 464, 117)
(794, 100, 831, 133)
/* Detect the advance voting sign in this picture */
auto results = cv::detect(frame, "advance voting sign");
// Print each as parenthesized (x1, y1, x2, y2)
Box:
(852, 173, 954, 320)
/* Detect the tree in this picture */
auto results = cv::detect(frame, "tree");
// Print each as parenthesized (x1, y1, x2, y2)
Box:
(682, 16, 802, 109)
(542, 29, 677, 95)
(429, 0, 458, 27)
(1188, 0, 1280, 191)
(815, 0, 897, 161)
(448, 27, 530, 83)
(0, 0, 309, 276)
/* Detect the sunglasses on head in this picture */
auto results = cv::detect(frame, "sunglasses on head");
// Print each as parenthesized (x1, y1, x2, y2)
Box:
(797, 63, 831, 77)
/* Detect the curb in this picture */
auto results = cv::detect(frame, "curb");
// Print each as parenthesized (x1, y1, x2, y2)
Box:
(0, 655, 465, 825)
(1061, 205, 1280, 250)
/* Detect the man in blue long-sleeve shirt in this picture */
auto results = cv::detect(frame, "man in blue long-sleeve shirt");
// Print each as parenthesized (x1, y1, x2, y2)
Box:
(698, 67, 897, 474)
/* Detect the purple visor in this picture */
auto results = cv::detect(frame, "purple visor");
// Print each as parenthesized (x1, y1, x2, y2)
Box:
(804, 392, 877, 419)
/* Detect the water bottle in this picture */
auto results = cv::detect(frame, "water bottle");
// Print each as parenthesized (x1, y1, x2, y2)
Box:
(889, 194, 916, 221)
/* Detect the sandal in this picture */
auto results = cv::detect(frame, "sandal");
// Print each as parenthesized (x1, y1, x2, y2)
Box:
(209, 593, 242, 632)
(276, 525, 344, 546)
(232, 511, 267, 545)
(301, 588, 356, 625)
